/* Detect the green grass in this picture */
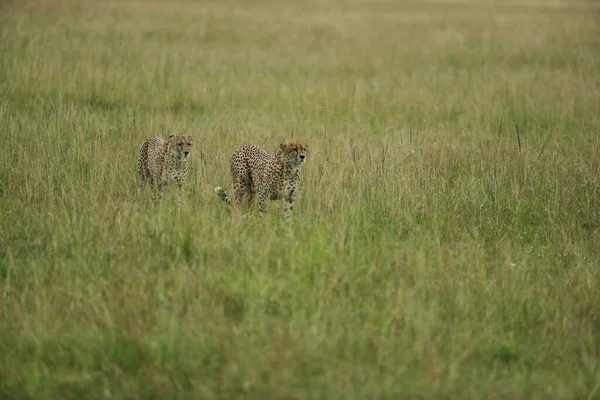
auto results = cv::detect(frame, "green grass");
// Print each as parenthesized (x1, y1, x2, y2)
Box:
(1, 0, 600, 398)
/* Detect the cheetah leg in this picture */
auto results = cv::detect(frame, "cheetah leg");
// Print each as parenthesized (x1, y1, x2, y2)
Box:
(243, 171, 254, 210)
(151, 178, 164, 202)
(175, 187, 183, 205)
(246, 189, 256, 209)
(284, 198, 295, 221)
(284, 196, 296, 221)
(139, 163, 150, 191)
(139, 164, 145, 189)
(154, 185, 163, 202)
(257, 190, 268, 214)
(233, 182, 247, 212)
(175, 177, 184, 204)
(284, 186, 297, 221)
(147, 176, 157, 199)
(138, 146, 148, 190)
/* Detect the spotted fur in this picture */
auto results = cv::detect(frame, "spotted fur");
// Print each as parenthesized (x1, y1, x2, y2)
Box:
(138, 134, 192, 198)
(215, 141, 308, 219)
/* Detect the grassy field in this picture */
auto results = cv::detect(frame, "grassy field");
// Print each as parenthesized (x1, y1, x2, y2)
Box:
(1, 0, 600, 398)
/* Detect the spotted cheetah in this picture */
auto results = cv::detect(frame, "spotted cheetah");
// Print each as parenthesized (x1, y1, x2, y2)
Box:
(215, 142, 309, 219)
(138, 134, 192, 198)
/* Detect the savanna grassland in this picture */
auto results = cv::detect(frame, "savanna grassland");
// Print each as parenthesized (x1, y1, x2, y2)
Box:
(1, 0, 599, 398)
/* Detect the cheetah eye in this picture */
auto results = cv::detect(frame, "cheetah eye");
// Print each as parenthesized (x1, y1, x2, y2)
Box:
(293, 148, 298, 153)
(178, 143, 183, 146)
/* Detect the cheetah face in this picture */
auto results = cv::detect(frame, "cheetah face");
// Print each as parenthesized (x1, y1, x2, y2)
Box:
(168, 134, 192, 160)
(279, 142, 308, 166)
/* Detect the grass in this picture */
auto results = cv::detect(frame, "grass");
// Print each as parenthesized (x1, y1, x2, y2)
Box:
(1, 0, 600, 398)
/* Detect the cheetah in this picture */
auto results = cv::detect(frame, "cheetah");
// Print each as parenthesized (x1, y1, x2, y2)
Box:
(215, 141, 309, 220)
(138, 134, 192, 199)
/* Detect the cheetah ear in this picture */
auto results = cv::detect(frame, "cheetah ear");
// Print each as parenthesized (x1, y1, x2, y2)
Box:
(169, 134, 175, 139)
(185, 134, 192, 141)
(279, 142, 287, 151)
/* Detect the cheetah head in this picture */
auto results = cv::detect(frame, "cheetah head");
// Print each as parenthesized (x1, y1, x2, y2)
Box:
(279, 142, 308, 166)
(168, 134, 192, 160)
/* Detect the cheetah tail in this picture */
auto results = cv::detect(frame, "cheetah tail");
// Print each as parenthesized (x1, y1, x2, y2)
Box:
(214, 186, 232, 205)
